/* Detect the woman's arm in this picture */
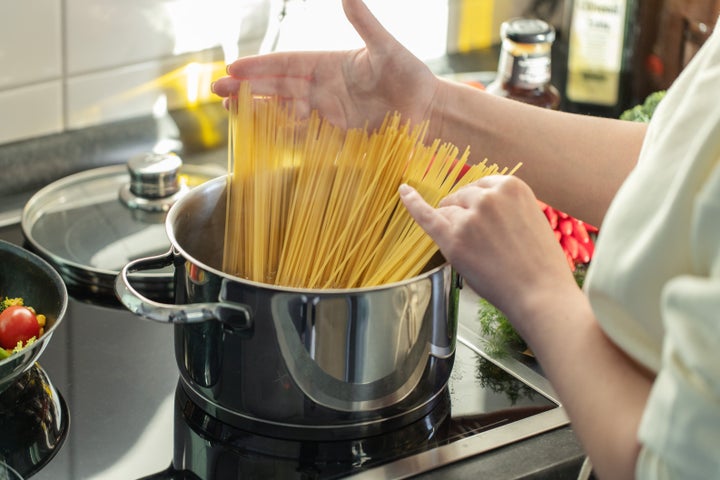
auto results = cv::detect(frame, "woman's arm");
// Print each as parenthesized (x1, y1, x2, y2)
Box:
(213, 0, 647, 226)
(430, 81, 648, 226)
(517, 280, 653, 480)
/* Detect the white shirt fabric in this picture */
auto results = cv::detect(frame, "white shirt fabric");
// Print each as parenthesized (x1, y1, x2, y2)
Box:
(584, 20, 720, 479)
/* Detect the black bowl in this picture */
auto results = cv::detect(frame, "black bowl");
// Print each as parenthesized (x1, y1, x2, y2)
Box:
(0, 240, 68, 392)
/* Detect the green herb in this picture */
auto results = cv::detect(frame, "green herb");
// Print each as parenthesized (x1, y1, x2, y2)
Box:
(478, 298, 525, 355)
(620, 90, 667, 123)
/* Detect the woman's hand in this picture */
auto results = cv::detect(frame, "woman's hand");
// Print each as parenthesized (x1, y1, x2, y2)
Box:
(401, 177, 653, 480)
(212, 0, 444, 136)
(399, 176, 579, 324)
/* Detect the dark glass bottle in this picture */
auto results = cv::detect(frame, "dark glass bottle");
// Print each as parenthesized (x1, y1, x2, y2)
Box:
(486, 18, 561, 110)
(558, 0, 638, 117)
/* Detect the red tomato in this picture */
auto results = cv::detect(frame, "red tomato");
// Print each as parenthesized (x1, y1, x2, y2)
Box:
(0, 306, 40, 349)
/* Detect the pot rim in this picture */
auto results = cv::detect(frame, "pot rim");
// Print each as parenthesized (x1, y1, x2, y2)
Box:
(166, 175, 451, 295)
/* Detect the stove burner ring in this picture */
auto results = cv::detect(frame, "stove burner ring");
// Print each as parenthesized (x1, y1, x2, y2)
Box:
(177, 374, 449, 443)
(172, 381, 452, 479)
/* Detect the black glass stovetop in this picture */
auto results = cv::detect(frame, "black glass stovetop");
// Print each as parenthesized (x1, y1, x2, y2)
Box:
(0, 223, 565, 480)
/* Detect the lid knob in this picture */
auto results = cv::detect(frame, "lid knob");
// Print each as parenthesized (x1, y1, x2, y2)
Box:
(128, 152, 182, 198)
(120, 152, 188, 212)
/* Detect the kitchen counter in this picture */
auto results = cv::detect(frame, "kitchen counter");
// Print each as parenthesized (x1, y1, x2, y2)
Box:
(0, 81, 588, 479)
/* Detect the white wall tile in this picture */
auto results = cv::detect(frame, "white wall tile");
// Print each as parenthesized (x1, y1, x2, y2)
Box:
(0, 0, 464, 148)
(0, 82, 63, 144)
(65, 49, 229, 129)
(66, 0, 270, 75)
(0, 0, 62, 89)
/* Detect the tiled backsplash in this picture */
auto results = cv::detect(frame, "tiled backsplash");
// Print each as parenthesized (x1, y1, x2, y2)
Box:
(0, 0, 542, 148)
(0, 0, 269, 146)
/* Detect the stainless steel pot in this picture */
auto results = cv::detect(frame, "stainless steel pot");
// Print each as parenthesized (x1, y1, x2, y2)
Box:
(115, 175, 460, 440)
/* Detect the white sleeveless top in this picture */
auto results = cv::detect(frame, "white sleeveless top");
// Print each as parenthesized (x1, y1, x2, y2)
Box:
(584, 19, 720, 479)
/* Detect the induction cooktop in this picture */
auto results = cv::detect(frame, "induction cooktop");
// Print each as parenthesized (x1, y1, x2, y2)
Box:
(0, 222, 570, 479)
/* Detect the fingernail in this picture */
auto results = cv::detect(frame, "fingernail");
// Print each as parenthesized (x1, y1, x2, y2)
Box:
(398, 183, 412, 196)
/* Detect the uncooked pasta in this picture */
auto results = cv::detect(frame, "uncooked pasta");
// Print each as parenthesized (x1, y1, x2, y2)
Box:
(222, 81, 520, 289)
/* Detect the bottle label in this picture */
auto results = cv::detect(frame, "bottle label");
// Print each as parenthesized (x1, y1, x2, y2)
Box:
(500, 50, 552, 89)
(566, 0, 628, 106)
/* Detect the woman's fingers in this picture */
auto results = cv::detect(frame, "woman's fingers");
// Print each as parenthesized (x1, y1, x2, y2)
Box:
(214, 52, 318, 97)
(225, 51, 316, 81)
(398, 184, 452, 241)
(212, 0, 438, 132)
(437, 175, 509, 209)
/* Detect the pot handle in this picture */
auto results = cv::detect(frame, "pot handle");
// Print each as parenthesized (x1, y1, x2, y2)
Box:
(115, 249, 252, 328)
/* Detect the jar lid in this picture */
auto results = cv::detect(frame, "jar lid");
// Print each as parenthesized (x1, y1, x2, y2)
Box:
(501, 18, 555, 44)
(21, 154, 224, 303)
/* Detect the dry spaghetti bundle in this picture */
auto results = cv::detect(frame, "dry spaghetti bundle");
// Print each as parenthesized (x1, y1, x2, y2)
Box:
(223, 82, 520, 289)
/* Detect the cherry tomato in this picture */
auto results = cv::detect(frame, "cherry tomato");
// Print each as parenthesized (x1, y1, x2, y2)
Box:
(561, 234, 579, 259)
(543, 206, 559, 230)
(0, 306, 40, 349)
(558, 218, 574, 236)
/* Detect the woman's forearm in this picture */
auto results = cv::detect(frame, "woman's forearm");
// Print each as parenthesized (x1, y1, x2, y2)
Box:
(432, 79, 648, 226)
(512, 286, 653, 480)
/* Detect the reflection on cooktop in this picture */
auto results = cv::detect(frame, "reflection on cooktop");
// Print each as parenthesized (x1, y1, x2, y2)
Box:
(142, 339, 555, 480)
(0, 364, 69, 478)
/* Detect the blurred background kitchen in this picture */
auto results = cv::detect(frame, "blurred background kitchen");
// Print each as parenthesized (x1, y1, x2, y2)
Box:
(0, 0, 555, 145)
(1, 0, 719, 193)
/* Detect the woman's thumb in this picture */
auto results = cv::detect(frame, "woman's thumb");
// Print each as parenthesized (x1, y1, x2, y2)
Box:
(342, 0, 396, 51)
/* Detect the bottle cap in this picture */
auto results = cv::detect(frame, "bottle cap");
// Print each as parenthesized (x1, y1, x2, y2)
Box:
(502, 18, 555, 44)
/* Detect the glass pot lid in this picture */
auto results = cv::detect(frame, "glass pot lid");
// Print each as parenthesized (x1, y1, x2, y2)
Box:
(21, 152, 225, 303)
